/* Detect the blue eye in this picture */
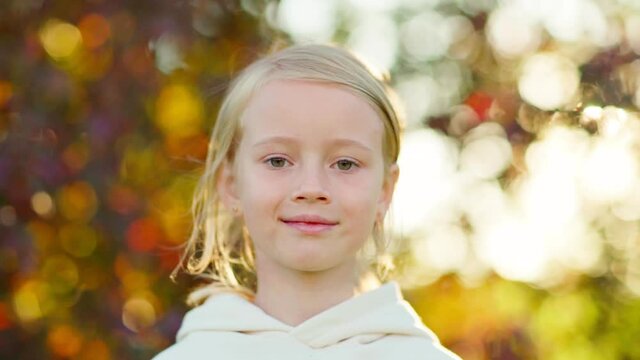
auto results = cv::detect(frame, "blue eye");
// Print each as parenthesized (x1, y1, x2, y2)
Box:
(266, 157, 289, 168)
(336, 159, 356, 171)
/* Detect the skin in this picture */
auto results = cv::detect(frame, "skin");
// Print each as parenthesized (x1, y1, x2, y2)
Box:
(217, 79, 399, 326)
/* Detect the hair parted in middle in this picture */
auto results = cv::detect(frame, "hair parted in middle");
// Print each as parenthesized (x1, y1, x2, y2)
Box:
(172, 43, 404, 306)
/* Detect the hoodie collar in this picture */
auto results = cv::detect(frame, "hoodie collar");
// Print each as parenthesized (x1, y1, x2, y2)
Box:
(176, 281, 436, 349)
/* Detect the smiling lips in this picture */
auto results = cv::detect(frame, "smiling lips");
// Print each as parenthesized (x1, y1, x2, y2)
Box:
(280, 215, 338, 235)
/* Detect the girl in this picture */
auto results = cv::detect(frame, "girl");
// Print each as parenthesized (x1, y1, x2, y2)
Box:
(153, 44, 459, 359)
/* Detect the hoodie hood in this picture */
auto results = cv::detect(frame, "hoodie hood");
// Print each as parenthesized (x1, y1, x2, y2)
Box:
(176, 281, 438, 349)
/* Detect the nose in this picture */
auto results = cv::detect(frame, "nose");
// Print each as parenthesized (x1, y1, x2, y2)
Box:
(291, 164, 331, 203)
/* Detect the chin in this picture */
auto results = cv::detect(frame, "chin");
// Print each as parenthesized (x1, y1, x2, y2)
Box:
(284, 254, 351, 274)
(284, 259, 330, 272)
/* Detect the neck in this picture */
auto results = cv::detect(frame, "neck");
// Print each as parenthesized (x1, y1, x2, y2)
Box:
(253, 257, 370, 327)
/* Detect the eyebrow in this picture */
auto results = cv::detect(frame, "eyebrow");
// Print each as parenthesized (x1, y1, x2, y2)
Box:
(251, 136, 373, 153)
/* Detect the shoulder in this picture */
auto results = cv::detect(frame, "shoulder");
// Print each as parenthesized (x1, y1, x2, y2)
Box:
(152, 332, 242, 360)
(151, 336, 205, 360)
(373, 334, 461, 360)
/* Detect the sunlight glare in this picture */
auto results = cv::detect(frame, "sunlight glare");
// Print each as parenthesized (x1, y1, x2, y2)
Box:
(401, 11, 450, 61)
(347, 13, 398, 72)
(277, 0, 337, 42)
(420, 224, 469, 272)
(580, 138, 638, 204)
(460, 123, 512, 179)
(392, 129, 459, 235)
(476, 216, 550, 283)
(487, 2, 541, 58)
(518, 53, 580, 110)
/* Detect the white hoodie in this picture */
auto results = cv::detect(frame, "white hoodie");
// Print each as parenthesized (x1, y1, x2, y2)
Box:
(153, 282, 460, 359)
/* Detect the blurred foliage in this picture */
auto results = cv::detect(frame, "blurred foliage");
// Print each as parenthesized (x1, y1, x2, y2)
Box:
(1, 0, 640, 359)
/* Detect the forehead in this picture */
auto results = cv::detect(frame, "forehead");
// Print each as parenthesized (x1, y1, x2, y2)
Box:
(239, 80, 384, 148)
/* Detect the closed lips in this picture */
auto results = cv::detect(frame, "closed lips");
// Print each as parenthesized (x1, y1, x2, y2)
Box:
(280, 215, 338, 225)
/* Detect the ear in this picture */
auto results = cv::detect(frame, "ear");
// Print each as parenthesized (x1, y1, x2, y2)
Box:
(376, 163, 399, 222)
(216, 159, 241, 215)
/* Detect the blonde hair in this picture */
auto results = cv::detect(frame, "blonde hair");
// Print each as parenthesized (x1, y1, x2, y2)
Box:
(172, 43, 403, 306)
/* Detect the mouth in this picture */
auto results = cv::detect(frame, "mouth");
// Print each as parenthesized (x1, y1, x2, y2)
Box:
(280, 215, 338, 234)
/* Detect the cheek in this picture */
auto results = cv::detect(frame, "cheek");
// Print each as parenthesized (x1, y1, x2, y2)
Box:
(237, 167, 288, 213)
(336, 176, 381, 219)
(236, 160, 262, 194)
(240, 182, 277, 209)
(341, 167, 383, 199)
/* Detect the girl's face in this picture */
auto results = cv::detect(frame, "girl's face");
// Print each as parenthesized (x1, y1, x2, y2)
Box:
(218, 79, 398, 277)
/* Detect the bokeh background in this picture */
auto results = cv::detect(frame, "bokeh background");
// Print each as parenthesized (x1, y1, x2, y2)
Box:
(2, 0, 640, 359)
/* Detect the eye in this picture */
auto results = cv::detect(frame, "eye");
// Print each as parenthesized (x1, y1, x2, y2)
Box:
(335, 159, 357, 171)
(266, 157, 289, 168)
